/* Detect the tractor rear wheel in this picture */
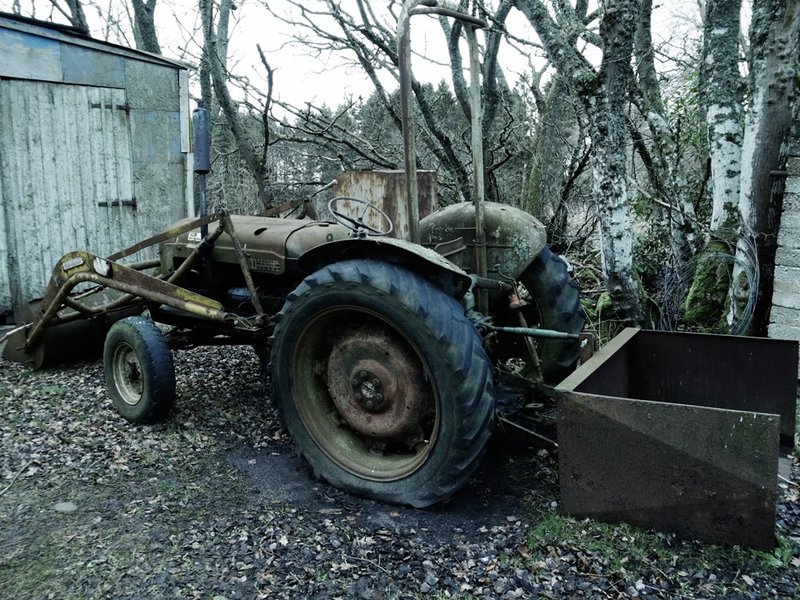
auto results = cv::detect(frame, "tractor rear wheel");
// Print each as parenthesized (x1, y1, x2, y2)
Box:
(270, 260, 494, 507)
(104, 316, 176, 424)
(518, 246, 585, 382)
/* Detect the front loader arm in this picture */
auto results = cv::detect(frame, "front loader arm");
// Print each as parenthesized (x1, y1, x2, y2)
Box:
(24, 250, 235, 351)
(2, 211, 264, 367)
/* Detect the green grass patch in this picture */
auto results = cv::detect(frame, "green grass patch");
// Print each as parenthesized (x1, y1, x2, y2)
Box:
(526, 510, 796, 576)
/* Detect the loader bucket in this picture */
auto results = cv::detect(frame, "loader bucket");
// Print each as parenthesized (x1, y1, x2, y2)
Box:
(1, 318, 105, 368)
(556, 328, 798, 550)
(2, 293, 141, 369)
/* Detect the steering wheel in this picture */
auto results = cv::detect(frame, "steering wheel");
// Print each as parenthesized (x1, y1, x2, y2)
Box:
(328, 197, 394, 237)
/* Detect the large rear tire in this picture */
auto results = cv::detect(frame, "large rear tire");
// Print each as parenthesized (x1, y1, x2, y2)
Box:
(518, 246, 585, 382)
(270, 260, 494, 507)
(104, 317, 176, 424)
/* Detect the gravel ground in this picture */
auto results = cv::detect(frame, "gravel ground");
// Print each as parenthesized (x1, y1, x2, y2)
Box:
(1, 344, 799, 599)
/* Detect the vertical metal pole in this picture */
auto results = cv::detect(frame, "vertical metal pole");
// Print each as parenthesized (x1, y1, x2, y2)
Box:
(466, 25, 488, 311)
(399, 2, 420, 244)
(398, 2, 486, 245)
(192, 105, 211, 239)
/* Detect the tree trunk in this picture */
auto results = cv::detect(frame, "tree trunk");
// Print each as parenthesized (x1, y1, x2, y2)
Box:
(683, 0, 743, 329)
(586, 0, 643, 325)
(731, 0, 800, 333)
(131, 0, 161, 54)
(515, 0, 643, 325)
(523, 75, 583, 249)
(200, 0, 271, 209)
(60, 0, 89, 33)
(633, 0, 697, 266)
(701, 0, 743, 233)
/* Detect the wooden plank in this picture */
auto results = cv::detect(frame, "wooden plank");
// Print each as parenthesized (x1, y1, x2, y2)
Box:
(0, 86, 10, 316)
(0, 81, 25, 318)
(0, 80, 137, 315)
(55, 82, 80, 253)
(75, 85, 94, 254)
(26, 82, 49, 302)
(0, 27, 62, 81)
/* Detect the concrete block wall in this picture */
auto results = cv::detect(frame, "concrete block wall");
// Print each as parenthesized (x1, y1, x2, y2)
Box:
(769, 120, 800, 377)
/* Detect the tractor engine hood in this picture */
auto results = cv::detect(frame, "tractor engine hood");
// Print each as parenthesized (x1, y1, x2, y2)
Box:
(160, 215, 352, 275)
(419, 202, 547, 281)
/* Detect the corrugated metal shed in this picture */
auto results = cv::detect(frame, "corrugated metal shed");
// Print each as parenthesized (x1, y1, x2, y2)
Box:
(0, 13, 191, 323)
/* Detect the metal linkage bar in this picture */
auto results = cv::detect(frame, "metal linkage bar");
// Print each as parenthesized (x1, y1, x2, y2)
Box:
(489, 325, 581, 340)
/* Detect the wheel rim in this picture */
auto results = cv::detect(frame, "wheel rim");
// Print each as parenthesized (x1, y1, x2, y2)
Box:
(112, 342, 144, 406)
(289, 306, 439, 481)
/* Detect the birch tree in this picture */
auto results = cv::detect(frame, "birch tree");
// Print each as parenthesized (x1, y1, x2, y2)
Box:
(731, 0, 800, 333)
(682, 0, 743, 327)
(514, 0, 643, 325)
(702, 0, 743, 234)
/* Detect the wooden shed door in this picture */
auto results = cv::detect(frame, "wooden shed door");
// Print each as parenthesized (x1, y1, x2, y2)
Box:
(0, 80, 137, 320)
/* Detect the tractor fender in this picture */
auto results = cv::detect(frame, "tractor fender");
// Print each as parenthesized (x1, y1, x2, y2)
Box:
(297, 237, 472, 299)
(419, 202, 547, 280)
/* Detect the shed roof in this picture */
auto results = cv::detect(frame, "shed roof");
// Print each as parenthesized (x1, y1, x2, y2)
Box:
(0, 11, 189, 70)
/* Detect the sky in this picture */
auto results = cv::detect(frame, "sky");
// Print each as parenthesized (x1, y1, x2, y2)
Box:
(1, 0, 708, 111)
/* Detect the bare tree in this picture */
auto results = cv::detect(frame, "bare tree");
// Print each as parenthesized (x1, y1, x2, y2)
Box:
(514, 0, 643, 325)
(731, 0, 800, 333)
(46, 0, 89, 32)
(130, 0, 160, 53)
(200, 0, 273, 209)
(263, 0, 529, 206)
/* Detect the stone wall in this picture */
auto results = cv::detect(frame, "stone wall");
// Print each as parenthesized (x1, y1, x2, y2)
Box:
(769, 120, 800, 377)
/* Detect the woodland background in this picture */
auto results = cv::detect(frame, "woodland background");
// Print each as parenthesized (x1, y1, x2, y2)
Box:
(4, 0, 799, 338)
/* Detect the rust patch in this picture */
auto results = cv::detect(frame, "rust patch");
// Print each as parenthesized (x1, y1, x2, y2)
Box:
(326, 328, 429, 445)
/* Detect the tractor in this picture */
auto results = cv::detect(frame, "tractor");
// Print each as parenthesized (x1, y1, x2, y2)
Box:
(2, 197, 585, 508)
(2, 4, 586, 508)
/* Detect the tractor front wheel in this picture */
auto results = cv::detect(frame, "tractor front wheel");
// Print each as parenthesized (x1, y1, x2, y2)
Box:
(104, 316, 176, 424)
(270, 260, 494, 507)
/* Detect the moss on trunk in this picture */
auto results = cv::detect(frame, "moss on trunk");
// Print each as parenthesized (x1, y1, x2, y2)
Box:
(683, 240, 732, 329)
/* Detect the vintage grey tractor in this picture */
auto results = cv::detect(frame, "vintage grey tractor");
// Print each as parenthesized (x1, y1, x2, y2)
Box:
(1, 1, 587, 508)
(2, 198, 585, 508)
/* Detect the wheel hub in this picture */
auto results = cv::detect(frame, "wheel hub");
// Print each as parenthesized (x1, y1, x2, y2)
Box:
(351, 369, 387, 411)
(327, 328, 428, 443)
(113, 344, 143, 406)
